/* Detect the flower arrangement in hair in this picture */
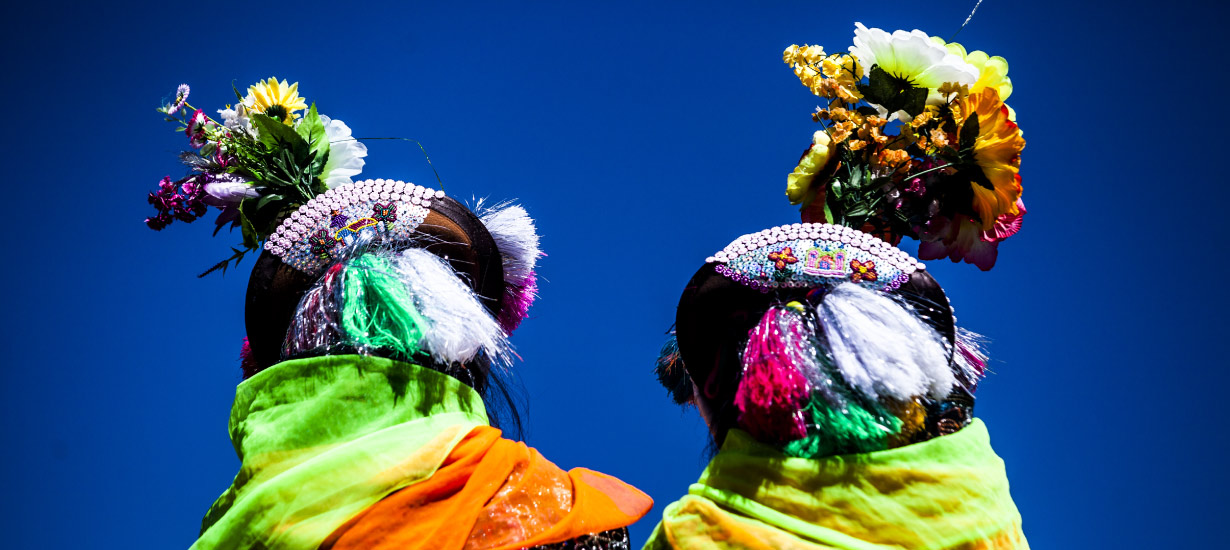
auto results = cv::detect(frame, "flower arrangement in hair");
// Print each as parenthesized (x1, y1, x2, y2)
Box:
(147, 78, 367, 275)
(783, 23, 1024, 270)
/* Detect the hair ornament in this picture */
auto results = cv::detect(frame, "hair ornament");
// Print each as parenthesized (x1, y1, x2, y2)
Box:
(817, 283, 954, 401)
(709, 222, 922, 293)
(782, 23, 1025, 270)
(267, 178, 442, 276)
(476, 200, 543, 334)
(146, 77, 371, 276)
(734, 306, 814, 443)
(283, 247, 511, 369)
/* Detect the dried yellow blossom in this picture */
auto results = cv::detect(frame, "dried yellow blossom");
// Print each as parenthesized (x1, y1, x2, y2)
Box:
(930, 128, 950, 148)
(848, 139, 868, 151)
(879, 149, 911, 166)
(938, 82, 970, 99)
(830, 121, 855, 143)
(910, 110, 934, 128)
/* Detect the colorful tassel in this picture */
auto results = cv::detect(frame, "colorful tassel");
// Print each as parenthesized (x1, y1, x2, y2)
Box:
(817, 283, 954, 401)
(477, 201, 543, 334)
(497, 272, 538, 334)
(734, 307, 812, 443)
(340, 254, 429, 359)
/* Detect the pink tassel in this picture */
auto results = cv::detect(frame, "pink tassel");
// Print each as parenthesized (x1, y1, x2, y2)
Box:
(497, 271, 538, 334)
(734, 307, 811, 442)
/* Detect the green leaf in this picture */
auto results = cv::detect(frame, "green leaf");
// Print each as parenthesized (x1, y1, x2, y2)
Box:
(297, 103, 330, 169)
(856, 65, 930, 117)
(959, 114, 980, 154)
(232, 80, 245, 103)
(900, 87, 928, 117)
(848, 164, 869, 191)
(829, 177, 845, 200)
(237, 203, 260, 250)
(251, 113, 307, 152)
(257, 193, 284, 209)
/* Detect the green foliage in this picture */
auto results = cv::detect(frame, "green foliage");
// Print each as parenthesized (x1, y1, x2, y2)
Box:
(197, 246, 250, 278)
(856, 65, 928, 117)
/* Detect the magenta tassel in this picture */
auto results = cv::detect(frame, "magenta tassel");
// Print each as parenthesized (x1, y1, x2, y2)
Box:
(734, 307, 811, 442)
(497, 271, 538, 334)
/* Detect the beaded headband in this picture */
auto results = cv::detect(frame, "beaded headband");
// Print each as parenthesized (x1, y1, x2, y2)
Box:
(708, 222, 926, 294)
(265, 178, 444, 276)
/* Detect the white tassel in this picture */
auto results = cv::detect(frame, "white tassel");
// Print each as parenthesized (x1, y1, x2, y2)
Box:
(477, 201, 541, 288)
(391, 248, 511, 366)
(817, 283, 954, 401)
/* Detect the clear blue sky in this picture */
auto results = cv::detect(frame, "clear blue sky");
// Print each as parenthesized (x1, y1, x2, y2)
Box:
(2, 1, 1224, 547)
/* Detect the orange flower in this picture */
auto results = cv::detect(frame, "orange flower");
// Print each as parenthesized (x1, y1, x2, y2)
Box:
(956, 88, 1025, 229)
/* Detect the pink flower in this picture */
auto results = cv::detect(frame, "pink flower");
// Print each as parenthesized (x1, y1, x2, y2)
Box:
(918, 198, 1026, 271)
(982, 198, 1026, 243)
(185, 109, 211, 149)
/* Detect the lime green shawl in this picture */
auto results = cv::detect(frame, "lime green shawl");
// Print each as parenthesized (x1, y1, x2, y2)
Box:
(191, 355, 489, 550)
(644, 419, 1028, 550)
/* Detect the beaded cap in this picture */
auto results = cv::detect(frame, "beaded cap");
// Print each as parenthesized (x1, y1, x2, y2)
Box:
(708, 222, 926, 293)
(265, 178, 445, 276)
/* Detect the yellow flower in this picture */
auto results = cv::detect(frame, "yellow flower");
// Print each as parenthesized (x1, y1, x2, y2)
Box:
(245, 77, 308, 125)
(786, 130, 837, 205)
(956, 88, 1025, 228)
(931, 37, 1012, 103)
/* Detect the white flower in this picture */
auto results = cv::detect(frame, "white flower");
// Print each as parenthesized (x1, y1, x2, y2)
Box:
(319, 115, 367, 188)
(849, 22, 978, 101)
(218, 103, 253, 134)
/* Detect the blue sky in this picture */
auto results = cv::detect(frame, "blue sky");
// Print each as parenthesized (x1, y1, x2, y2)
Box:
(1, 0, 1224, 547)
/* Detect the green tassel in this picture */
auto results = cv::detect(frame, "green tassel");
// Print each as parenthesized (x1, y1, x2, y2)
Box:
(784, 398, 902, 458)
(783, 329, 904, 458)
(340, 255, 428, 358)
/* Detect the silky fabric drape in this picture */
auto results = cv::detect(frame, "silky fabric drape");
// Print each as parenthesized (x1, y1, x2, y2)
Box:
(644, 419, 1027, 550)
(323, 425, 652, 550)
(191, 355, 488, 550)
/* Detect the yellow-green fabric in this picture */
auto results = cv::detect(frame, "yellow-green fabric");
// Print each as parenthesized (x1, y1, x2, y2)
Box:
(644, 419, 1028, 550)
(191, 355, 489, 550)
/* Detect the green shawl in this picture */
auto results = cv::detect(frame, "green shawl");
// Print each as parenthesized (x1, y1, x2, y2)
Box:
(191, 355, 489, 550)
(644, 419, 1028, 550)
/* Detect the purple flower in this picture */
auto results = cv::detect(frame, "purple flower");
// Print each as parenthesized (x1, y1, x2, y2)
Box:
(144, 174, 210, 230)
(166, 84, 190, 115)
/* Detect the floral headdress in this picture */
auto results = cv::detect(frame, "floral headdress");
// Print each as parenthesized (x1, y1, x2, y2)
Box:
(783, 23, 1025, 270)
(146, 78, 542, 374)
(148, 78, 370, 274)
(655, 24, 1020, 456)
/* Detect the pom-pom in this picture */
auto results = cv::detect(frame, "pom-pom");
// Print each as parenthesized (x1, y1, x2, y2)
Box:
(497, 272, 538, 334)
(478, 201, 543, 334)
(817, 283, 954, 401)
(390, 248, 511, 367)
(734, 307, 812, 443)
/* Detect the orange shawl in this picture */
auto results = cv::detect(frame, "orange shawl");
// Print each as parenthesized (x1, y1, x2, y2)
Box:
(323, 425, 652, 550)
